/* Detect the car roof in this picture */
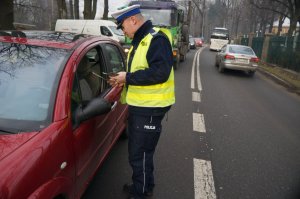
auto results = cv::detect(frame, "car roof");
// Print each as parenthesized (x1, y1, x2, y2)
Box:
(0, 31, 104, 50)
(226, 44, 252, 48)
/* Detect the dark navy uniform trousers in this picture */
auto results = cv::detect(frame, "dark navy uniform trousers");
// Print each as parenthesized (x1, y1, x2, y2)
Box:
(127, 106, 170, 199)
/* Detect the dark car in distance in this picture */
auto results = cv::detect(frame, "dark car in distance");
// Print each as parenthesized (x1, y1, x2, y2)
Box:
(0, 31, 128, 199)
(189, 37, 196, 49)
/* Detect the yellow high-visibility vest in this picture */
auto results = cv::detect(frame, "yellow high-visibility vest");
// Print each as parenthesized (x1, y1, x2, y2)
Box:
(120, 28, 175, 107)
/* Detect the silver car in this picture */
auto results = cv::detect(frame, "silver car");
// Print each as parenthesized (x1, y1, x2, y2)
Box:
(215, 44, 259, 76)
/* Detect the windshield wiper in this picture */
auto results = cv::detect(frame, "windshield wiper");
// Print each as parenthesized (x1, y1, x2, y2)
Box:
(0, 129, 14, 134)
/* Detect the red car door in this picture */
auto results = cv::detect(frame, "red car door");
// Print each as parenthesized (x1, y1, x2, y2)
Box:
(100, 43, 128, 140)
(69, 46, 123, 197)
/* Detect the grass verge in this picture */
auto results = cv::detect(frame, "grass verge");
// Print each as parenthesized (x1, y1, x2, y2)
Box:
(259, 62, 300, 92)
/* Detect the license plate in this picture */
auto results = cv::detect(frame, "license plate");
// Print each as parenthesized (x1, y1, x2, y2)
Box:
(236, 59, 248, 64)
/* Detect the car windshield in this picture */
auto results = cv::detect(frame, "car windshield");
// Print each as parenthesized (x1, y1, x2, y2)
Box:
(212, 29, 229, 36)
(229, 46, 255, 55)
(211, 28, 229, 40)
(0, 42, 68, 133)
(141, 9, 173, 27)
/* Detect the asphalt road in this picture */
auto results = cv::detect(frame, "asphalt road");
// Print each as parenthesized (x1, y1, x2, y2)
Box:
(82, 47, 300, 199)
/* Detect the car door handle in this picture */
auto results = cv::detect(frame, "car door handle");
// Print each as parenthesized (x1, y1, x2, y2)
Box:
(111, 101, 118, 110)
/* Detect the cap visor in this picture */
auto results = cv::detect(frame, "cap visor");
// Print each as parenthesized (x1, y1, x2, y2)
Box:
(117, 23, 122, 29)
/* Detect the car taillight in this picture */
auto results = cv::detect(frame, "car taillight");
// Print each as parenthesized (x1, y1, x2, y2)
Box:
(250, 57, 259, 63)
(224, 54, 235, 60)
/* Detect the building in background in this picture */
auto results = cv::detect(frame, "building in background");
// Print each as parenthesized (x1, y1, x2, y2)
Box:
(271, 18, 300, 36)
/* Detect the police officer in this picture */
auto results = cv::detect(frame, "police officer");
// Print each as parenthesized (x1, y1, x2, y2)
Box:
(110, 4, 175, 199)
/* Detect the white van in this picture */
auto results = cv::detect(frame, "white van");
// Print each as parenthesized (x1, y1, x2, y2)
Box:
(55, 19, 125, 43)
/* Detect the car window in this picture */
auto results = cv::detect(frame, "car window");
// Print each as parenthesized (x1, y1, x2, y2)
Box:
(101, 44, 125, 73)
(71, 47, 108, 124)
(109, 26, 124, 36)
(100, 26, 112, 37)
(229, 46, 255, 55)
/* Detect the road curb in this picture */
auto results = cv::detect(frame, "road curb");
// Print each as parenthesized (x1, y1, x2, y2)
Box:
(257, 67, 300, 96)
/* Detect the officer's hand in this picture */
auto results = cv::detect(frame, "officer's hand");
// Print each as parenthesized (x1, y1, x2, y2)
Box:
(108, 72, 126, 87)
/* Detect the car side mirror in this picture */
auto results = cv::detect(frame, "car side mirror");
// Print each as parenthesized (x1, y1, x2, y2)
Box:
(74, 97, 111, 125)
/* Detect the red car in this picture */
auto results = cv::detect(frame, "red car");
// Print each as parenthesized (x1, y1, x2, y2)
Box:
(0, 31, 128, 199)
(194, 38, 203, 47)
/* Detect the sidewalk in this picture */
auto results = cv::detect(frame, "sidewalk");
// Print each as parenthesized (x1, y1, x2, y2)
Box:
(258, 62, 300, 96)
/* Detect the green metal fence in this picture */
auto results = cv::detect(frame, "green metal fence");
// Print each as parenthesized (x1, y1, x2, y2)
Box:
(241, 37, 249, 46)
(251, 37, 264, 58)
(268, 36, 300, 72)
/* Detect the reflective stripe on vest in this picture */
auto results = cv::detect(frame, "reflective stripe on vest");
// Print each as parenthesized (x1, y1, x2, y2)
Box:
(120, 28, 175, 107)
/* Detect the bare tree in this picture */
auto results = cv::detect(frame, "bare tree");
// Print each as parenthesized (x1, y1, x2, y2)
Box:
(0, 0, 14, 30)
(69, 0, 74, 19)
(74, 0, 79, 19)
(250, 0, 299, 36)
(207, 0, 226, 28)
(276, 14, 286, 35)
(14, 0, 52, 30)
(57, 0, 67, 19)
(191, 0, 206, 37)
(103, 0, 109, 19)
(230, 0, 243, 37)
(83, 0, 97, 19)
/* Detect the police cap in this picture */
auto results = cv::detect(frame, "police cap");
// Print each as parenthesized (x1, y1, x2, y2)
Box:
(110, 5, 141, 29)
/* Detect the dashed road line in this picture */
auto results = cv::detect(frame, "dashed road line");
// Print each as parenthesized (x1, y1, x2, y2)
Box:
(192, 113, 206, 133)
(192, 91, 201, 102)
(194, 158, 217, 199)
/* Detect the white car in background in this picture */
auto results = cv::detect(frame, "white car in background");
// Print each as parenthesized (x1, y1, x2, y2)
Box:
(215, 44, 259, 76)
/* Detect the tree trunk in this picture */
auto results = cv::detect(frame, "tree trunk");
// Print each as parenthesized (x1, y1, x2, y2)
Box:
(277, 15, 285, 36)
(57, 0, 68, 19)
(0, 0, 14, 30)
(288, 17, 298, 37)
(268, 12, 275, 33)
(74, 0, 79, 19)
(103, 0, 109, 19)
(69, 0, 74, 19)
(91, 0, 97, 19)
(83, 0, 91, 19)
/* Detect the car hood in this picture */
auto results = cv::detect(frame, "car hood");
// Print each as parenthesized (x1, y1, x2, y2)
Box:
(0, 132, 38, 161)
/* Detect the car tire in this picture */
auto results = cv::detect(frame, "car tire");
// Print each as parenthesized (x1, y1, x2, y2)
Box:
(180, 54, 186, 62)
(174, 59, 179, 70)
(215, 60, 219, 67)
(174, 52, 180, 70)
(248, 71, 255, 77)
(218, 65, 224, 73)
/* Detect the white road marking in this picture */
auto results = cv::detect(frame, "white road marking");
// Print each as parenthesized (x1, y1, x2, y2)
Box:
(194, 158, 217, 199)
(196, 50, 202, 92)
(191, 47, 216, 199)
(193, 113, 206, 133)
(191, 48, 204, 92)
(191, 50, 199, 89)
(192, 92, 201, 102)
